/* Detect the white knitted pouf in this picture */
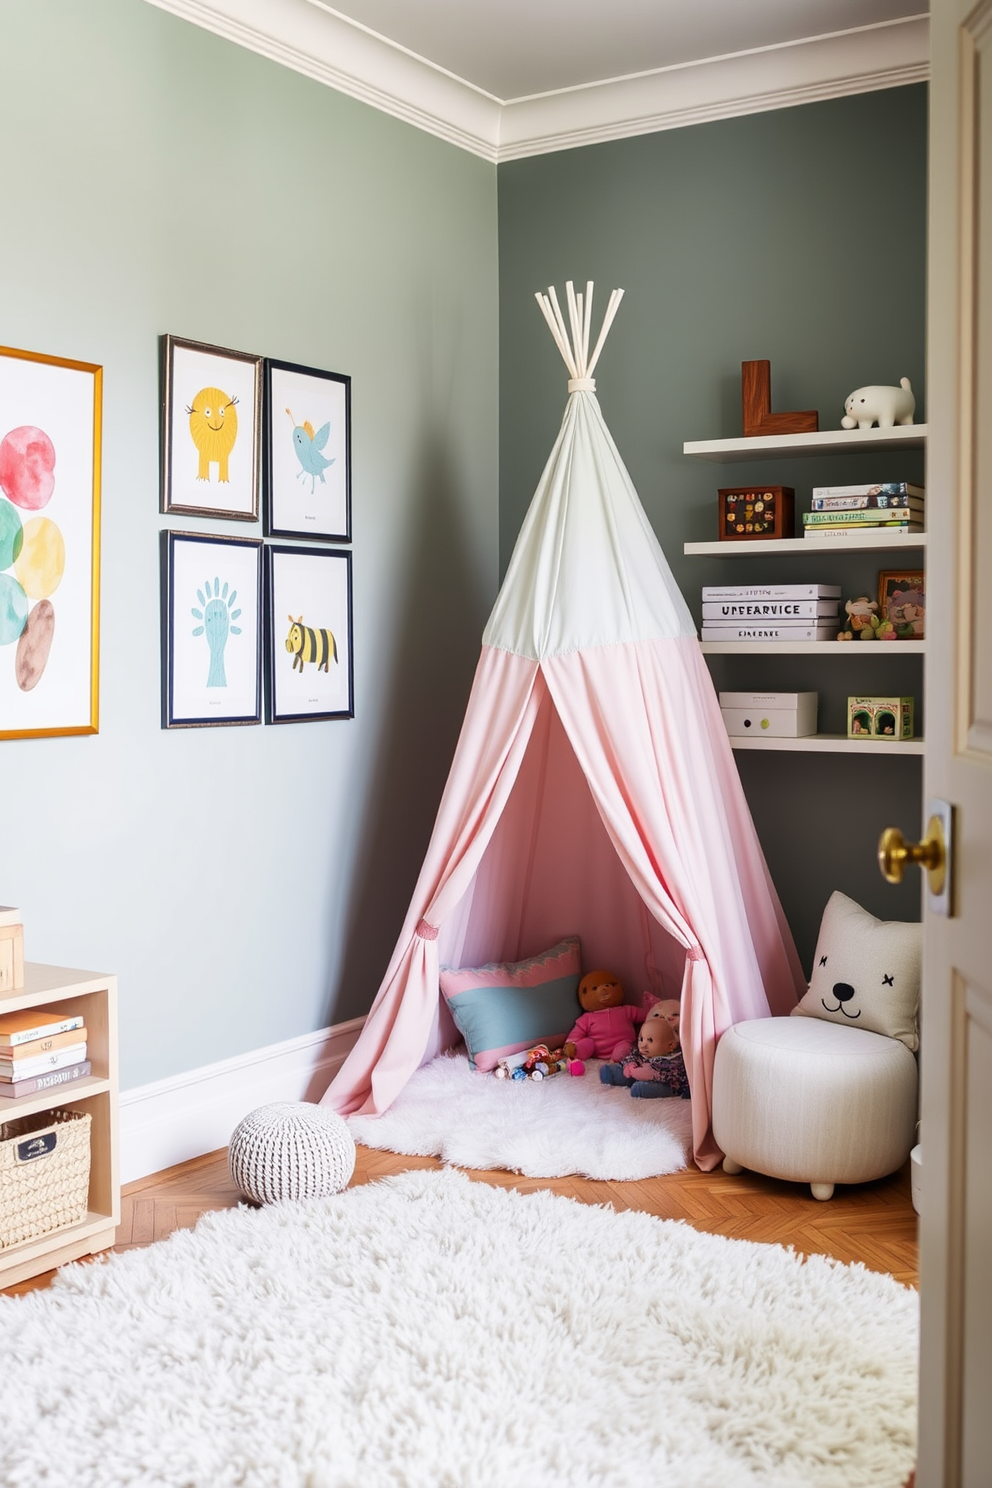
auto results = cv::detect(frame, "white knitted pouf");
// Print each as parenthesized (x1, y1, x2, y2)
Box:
(228, 1101, 356, 1204)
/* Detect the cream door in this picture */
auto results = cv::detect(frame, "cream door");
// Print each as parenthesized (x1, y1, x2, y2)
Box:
(917, 4, 992, 1484)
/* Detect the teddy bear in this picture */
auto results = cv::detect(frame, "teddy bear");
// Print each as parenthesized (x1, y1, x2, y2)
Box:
(563, 970, 643, 1062)
(599, 1016, 691, 1099)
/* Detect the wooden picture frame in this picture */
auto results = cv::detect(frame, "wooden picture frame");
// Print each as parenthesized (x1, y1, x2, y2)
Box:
(264, 359, 351, 542)
(878, 569, 925, 639)
(0, 343, 102, 739)
(264, 544, 353, 723)
(161, 336, 262, 521)
(161, 531, 262, 727)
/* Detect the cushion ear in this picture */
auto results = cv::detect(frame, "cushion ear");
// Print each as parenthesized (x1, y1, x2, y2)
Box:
(792, 891, 921, 1049)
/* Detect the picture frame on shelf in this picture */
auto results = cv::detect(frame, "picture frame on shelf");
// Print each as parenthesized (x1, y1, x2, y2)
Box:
(160, 336, 262, 521)
(161, 530, 262, 728)
(878, 570, 925, 639)
(264, 359, 351, 542)
(0, 343, 102, 740)
(264, 544, 353, 724)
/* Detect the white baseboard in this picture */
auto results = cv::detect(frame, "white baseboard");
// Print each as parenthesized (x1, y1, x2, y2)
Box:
(118, 1017, 364, 1185)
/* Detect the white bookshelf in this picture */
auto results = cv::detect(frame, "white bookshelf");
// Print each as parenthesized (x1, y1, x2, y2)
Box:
(685, 532, 927, 557)
(700, 640, 926, 655)
(726, 734, 924, 755)
(683, 424, 928, 463)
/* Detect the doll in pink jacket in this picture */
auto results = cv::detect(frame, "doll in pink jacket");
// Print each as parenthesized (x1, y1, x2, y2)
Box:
(563, 970, 644, 1063)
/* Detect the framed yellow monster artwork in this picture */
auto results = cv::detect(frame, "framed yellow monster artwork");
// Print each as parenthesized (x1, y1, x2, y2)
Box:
(160, 335, 262, 521)
(0, 343, 102, 740)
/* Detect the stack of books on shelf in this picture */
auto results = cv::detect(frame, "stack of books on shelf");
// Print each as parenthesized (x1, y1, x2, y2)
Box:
(701, 584, 841, 643)
(0, 1008, 90, 1100)
(802, 483, 924, 538)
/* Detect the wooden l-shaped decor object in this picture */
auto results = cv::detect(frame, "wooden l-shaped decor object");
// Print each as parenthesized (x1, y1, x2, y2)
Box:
(741, 360, 819, 437)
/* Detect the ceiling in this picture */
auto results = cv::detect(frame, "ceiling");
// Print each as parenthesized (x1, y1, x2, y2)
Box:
(315, 0, 928, 101)
(148, 0, 930, 160)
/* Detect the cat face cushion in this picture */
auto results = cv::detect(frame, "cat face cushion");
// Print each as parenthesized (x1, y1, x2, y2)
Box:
(791, 891, 921, 1050)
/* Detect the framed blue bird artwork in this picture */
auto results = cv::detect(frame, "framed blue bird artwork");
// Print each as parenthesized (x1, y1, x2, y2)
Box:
(263, 358, 351, 542)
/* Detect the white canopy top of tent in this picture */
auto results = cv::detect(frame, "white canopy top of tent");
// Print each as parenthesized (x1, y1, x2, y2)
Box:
(483, 282, 696, 663)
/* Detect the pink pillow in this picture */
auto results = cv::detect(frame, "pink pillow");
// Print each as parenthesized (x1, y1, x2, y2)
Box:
(440, 936, 581, 1071)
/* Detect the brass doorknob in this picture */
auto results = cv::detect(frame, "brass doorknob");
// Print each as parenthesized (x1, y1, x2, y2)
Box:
(878, 815, 947, 895)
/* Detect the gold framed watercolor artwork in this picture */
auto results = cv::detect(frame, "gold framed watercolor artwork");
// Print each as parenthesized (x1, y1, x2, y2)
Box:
(0, 344, 102, 740)
(160, 335, 262, 521)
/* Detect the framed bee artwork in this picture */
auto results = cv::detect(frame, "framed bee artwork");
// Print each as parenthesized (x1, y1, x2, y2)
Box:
(160, 336, 262, 521)
(161, 531, 263, 728)
(263, 358, 351, 542)
(264, 544, 354, 724)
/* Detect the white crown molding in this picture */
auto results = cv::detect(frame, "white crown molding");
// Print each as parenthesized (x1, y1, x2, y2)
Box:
(143, 0, 503, 159)
(119, 1015, 364, 1184)
(143, 0, 928, 162)
(498, 18, 930, 161)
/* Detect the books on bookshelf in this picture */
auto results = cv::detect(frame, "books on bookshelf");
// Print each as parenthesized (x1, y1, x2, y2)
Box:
(810, 482, 924, 510)
(700, 584, 840, 643)
(804, 483, 925, 538)
(0, 1060, 93, 1100)
(702, 584, 841, 601)
(0, 1040, 87, 1081)
(0, 1006, 89, 1097)
(0, 1010, 85, 1050)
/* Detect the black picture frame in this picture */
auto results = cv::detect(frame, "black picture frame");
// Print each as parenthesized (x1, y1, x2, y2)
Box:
(161, 530, 263, 727)
(160, 335, 262, 520)
(263, 358, 351, 542)
(264, 544, 354, 723)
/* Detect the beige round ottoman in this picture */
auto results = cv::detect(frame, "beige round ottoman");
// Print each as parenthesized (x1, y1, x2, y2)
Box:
(712, 1017, 918, 1201)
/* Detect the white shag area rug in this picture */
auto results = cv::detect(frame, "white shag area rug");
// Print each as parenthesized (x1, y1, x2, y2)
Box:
(347, 1051, 694, 1179)
(0, 1169, 916, 1488)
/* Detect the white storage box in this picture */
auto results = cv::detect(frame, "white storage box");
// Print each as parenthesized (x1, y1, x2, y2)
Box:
(719, 691, 818, 738)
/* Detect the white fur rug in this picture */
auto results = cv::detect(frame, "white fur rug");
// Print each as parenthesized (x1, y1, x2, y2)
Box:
(0, 1169, 916, 1488)
(347, 1052, 694, 1179)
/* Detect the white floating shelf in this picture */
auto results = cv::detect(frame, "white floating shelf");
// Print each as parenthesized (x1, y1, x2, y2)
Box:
(685, 532, 927, 556)
(683, 424, 928, 462)
(700, 640, 926, 655)
(728, 734, 925, 755)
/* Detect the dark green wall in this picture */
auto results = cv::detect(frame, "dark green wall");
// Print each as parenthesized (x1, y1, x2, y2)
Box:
(497, 86, 928, 973)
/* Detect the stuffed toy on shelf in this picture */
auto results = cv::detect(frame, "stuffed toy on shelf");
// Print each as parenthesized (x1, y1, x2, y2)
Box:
(563, 970, 644, 1062)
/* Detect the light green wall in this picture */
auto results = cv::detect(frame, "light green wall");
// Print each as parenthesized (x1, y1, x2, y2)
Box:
(497, 87, 928, 970)
(0, 0, 498, 1085)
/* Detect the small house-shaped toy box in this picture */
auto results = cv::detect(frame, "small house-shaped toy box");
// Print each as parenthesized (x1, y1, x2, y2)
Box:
(847, 696, 915, 740)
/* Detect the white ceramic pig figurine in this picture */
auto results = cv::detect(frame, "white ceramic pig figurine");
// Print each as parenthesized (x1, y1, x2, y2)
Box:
(841, 378, 916, 429)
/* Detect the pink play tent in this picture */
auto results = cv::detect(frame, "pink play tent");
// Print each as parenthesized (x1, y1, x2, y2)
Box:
(324, 283, 804, 1168)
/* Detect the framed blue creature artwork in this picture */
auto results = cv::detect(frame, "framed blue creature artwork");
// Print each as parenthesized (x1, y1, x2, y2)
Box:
(263, 358, 351, 543)
(160, 530, 262, 728)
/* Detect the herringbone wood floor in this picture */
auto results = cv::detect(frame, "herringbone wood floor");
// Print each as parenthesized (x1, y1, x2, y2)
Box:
(3, 1142, 919, 1297)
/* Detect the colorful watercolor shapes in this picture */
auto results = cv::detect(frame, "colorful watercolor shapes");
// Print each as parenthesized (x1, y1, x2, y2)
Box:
(0, 423, 65, 692)
(187, 387, 239, 482)
(191, 577, 242, 688)
(0, 425, 56, 510)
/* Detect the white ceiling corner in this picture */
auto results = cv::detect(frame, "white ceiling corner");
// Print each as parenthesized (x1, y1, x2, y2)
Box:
(142, 0, 929, 162)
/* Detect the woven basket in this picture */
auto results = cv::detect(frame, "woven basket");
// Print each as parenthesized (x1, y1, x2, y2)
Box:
(0, 1108, 92, 1250)
(228, 1102, 356, 1204)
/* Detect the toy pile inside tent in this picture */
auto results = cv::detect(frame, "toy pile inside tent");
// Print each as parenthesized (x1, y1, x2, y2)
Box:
(324, 283, 804, 1169)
